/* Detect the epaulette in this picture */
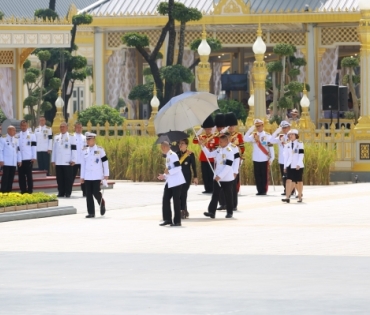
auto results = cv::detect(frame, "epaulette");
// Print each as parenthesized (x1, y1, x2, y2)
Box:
(298, 140, 302, 143)
(2, 135, 6, 138)
(56, 133, 60, 136)
(69, 132, 74, 136)
(97, 145, 103, 149)
(227, 147, 232, 151)
(231, 143, 237, 147)
(265, 132, 270, 135)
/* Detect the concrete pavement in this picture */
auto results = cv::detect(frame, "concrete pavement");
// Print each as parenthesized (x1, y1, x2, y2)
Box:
(1, 182, 370, 314)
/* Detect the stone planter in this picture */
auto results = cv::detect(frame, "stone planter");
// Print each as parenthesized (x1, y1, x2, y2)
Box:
(37, 202, 48, 209)
(4, 206, 16, 212)
(47, 201, 58, 207)
(27, 204, 38, 210)
(15, 205, 28, 211)
(0, 207, 4, 213)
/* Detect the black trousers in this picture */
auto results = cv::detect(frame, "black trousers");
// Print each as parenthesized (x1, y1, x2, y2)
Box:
(253, 161, 269, 194)
(72, 164, 86, 196)
(219, 175, 238, 208)
(162, 184, 182, 224)
(55, 165, 73, 196)
(18, 160, 33, 194)
(201, 161, 214, 192)
(37, 151, 50, 175)
(208, 180, 234, 215)
(85, 180, 103, 216)
(180, 174, 191, 210)
(279, 163, 287, 192)
(1, 166, 16, 193)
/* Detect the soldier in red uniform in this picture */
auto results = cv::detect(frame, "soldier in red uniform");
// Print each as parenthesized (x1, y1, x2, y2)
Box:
(193, 116, 218, 194)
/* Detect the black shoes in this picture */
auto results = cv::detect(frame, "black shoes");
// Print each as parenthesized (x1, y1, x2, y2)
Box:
(57, 194, 64, 197)
(100, 198, 106, 216)
(170, 223, 182, 227)
(233, 208, 237, 211)
(85, 214, 95, 218)
(217, 205, 225, 210)
(202, 191, 212, 194)
(281, 198, 290, 203)
(225, 214, 233, 218)
(281, 192, 286, 196)
(159, 221, 172, 226)
(65, 195, 71, 198)
(256, 193, 266, 196)
(203, 212, 215, 219)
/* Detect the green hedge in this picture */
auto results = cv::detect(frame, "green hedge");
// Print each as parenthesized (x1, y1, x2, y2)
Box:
(0, 192, 57, 207)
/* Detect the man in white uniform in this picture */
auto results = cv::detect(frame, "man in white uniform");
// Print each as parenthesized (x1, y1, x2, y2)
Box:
(157, 141, 186, 227)
(18, 120, 37, 194)
(80, 132, 109, 218)
(34, 116, 52, 175)
(201, 134, 235, 219)
(51, 122, 77, 198)
(0, 125, 21, 192)
(243, 119, 275, 195)
(72, 122, 87, 196)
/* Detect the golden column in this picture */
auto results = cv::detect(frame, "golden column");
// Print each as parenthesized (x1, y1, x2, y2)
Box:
(353, 0, 370, 170)
(147, 84, 160, 136)
(252, 24, 268, 120)
(52, 89, 65, 135)
(246, 79, 255, 127)
(299, 83, 314, 129)
(196, 25, 212, 92)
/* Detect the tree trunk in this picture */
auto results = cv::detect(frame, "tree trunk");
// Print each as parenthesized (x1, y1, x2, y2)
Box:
(177, 21, 186, 66)
(348, 71, 359, 123)
(279, 56, 286, 102)
(272, 72, 278, 116)
(49, 0, 56, 11)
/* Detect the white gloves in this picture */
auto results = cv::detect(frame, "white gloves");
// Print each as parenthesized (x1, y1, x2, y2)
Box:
(271, 127, 282, 138)
(220, 126, 229, 133)
(196, 128, 203, 136)
(102, 179, 109, 188)
(211, 126, 217, 134)
(247, 125, 255, 134)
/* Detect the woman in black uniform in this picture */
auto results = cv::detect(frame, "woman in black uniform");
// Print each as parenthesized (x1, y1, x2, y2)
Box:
(177, 138, 198, 219)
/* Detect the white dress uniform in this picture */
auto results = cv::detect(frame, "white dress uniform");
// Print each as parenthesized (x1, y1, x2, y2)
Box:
(51, 132, 77, 197)
(284, 140, 305, 169)
(161, 150, 185, 225)
(202, 145, 235, 216)
(73, 133, 87, 195)
(0, 134, 21, 192)
(243, 122, 275, 195)
(80, 143, 109, 217)
(18, 130, 37, 194)
(34, 125, 53, 174)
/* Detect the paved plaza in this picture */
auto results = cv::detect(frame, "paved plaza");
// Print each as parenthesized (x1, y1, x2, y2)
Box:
(1, 182, 370, 314)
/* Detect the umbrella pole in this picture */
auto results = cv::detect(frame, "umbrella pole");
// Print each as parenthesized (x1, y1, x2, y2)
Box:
(192, 126, 221, 187)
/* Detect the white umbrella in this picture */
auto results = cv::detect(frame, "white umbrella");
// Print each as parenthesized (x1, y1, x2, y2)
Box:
(154, 92, 218, 134)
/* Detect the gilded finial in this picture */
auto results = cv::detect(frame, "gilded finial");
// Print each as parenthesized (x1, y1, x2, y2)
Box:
(303, 82, 307, 95)
(256, 23, 262, 37)
(250, 78, 254, 95)
(153, 83, 157, 96)
(202, 24, 207, 40)
(58, 89, 62, 96)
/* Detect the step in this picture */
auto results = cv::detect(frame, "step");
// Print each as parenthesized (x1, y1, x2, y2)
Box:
(0, 170, 48, 180)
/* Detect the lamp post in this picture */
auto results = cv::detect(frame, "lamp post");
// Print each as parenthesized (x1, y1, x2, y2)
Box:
(299, 83, 311, 129)
(148, 84, 160, 136)
(52, 89, 65, 135)
(252, 24, 268, 120)
(356, 0, 370, 129)
(196, 24, 212, 92)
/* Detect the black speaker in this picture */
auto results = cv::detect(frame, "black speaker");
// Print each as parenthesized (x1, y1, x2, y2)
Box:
(322, 85, 339, 111)
(339, 86, 348, 111)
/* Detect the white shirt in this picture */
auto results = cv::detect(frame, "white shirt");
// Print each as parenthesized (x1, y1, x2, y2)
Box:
(243, 129, 275, 163)
(18, 130, 37, 161)
(0, 135, 21, 166)
(80, 144, 109, 180)
(34, 125, 52, 152)
(269, 133, 289, 164)
(229, 143, 241, 175)
(202, 145, 235, 182)
(51, 132, 77, 165)
(284, 140, 304, 169)
(163, 150, 186, 188)
(74, 133, 87, 165)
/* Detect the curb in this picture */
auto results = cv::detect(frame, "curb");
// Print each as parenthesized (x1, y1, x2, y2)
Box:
(0, 206, 77, 223)
(329, 182, 354, 185)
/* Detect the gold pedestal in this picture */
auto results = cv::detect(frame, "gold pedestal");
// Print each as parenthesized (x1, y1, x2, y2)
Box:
(197, 55, 212, 92)
(253, 54, 267, 120)
(52, 107, 65, 135)
(147, 107, 158, 136)
(246, 105, 255, 128)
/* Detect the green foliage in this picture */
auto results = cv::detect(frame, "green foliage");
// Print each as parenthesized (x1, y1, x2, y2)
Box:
(116, 98, 126, 111)
(71, 55, 87, 69)
(72, 13, 93, 25)
(28, 68, 41, 77)
(160, 64, 194, 84)
(278, 96, 293, 109)
(41, 101, 52, 113)
(70, 69, 86, 81)
(23, 59, 31, 69)
(48, 77, 61, 90)
(78, 105, 124, 126)
(34, 8, 58, 21)
(156, 51, 163, 60)
(86, 65, 93, 77)
(0, 11, 4, 20)
(341, 57, 359, 68)
(287, 81, 304, 93)
(343, 74, 360, 85)
(273, 43, 295, 57)
(24, 72, 37, 84)
(23, 96, 38, 107)
(37, 50, 51, 62)
(344, 111, 355, 119)
(190, 37, 222, 52)
(216, 99, 247, 124)
(267, 61, 283, 73)
(288, 68, 300, 77)
(157, 2, 202, 22)
(0, 108, 6, 123)
(292, 57, 307, 67)
(143, 67, 152, 76)
(128, 83, 153, 104)
(122, 33, 150, 47)
(44, 68, 54, 79)
(24, 114, 34, 121)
